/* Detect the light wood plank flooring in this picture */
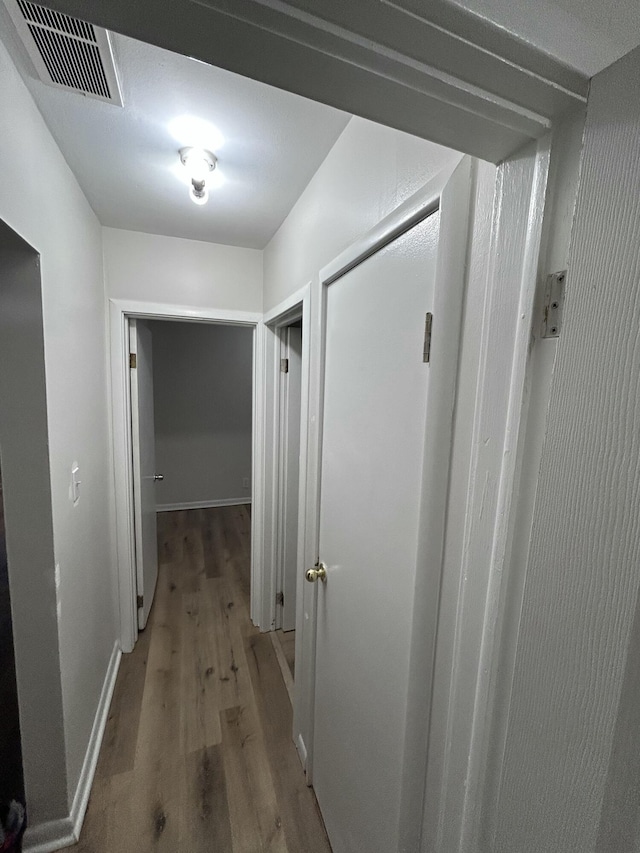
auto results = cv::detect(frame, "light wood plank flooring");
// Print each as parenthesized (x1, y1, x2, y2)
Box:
(67, 506, 331, 852)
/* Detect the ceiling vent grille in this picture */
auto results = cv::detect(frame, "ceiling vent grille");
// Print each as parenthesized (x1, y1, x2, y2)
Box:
(4, 0, 123, 105)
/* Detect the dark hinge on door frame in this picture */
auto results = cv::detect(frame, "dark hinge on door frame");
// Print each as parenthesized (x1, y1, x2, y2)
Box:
(130, 353, 137, 369)
(280, 358, 289, 373)
(423, 312, 433, 363)
(136, 594, 143, 609)
(276, 591, 284, 607)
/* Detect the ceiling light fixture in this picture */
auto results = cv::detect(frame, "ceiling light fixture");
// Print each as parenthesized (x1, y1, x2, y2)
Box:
(179, 147, 217, 206)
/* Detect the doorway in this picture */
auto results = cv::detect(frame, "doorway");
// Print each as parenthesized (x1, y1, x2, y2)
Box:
(270, 313, 305, 704)
(0, 218, 67, 832)
(109, 302, 263, 653)
(260, 285, 311, 725)
(129, 318, 254, 628)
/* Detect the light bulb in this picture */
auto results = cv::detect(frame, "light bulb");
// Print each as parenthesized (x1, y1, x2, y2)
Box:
(179, 147, 217, 207)
(190, 183, 209, 205)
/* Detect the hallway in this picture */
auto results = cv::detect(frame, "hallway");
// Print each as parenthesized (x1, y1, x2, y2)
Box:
(69, 506, 330, 852)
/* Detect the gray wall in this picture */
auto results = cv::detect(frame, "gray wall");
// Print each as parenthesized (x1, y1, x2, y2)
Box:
(0, 223, 67, 824)
(150, 322, 253, 509)
(493, 45, 640, 852)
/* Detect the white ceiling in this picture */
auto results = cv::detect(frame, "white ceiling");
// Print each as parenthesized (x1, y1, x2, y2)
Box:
(450, 0, 640, 77)
(6, 29, 351, 249)
(4, 0, 640, 251)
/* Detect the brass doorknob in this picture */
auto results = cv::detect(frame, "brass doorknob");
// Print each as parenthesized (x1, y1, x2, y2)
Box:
(305, 563, 327, 583)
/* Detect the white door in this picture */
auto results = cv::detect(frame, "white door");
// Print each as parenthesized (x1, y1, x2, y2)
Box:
(130, 319, 159, 630)
(280, 324, 303, 632)
(312, 211, 440, 853)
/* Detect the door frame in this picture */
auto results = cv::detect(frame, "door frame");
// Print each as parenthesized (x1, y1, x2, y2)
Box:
(260, 284, 311, 642)
(291, 137, 552, 850)
(109, 299, 263, 653)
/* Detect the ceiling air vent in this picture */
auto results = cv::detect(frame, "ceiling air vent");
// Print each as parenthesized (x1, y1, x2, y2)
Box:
(4, 0, 123, 105)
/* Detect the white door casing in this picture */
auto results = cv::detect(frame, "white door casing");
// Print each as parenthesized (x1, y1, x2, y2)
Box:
(307, 157, 474, 852)
(129, 318, 159, 630)
(42, 0, 587, 163)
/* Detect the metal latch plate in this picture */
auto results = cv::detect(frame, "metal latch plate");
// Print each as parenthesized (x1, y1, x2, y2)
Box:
(542, 270, 566, 338)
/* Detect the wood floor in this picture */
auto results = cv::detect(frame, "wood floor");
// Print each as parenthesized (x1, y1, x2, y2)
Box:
(68, 505, 331, 852)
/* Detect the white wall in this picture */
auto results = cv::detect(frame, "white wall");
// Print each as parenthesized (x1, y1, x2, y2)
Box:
(103, 227, 263, 312)
(263, 116, 462, 311)
(149, 321, 253, 509)
(492, 48, 640, 852)
(0, 34, 118, 835)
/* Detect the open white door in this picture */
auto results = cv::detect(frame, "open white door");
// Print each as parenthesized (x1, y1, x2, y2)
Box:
(129, 318, 159, 630)
(309, 171, 466, 850)
(280, 324, 303, 633)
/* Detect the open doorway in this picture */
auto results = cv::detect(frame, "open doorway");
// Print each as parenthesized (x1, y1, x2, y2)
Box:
(271, 317, 304, 702)
(0, 218, 65, 840)
(133, 318, 254, 627)
(260, 285, 312, 724)
(112, 306, 261, 649)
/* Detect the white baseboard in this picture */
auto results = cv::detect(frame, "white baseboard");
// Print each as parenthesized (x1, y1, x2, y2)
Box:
(23, 641, 121, 853)
(23, 818, 75, 853)
(296, 733, 308, 773)
(70, 641, 121, 837)
(156, 497, 252, 512)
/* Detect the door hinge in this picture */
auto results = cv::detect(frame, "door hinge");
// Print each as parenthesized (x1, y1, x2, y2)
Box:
(280, 358, 289, 373)
(136, 594, 144, 609)
(423, 312, 433, 363)
(542, 270, 566, 338)
(129, 353, 137, 369)
(276, 591, 284, 607)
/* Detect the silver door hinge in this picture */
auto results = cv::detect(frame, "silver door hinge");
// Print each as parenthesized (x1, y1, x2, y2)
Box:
(276, 591, 284, 606)
(136, 594, 144, 609)
(280, 358, 289, 373)
(129, 353, 137, 369)
(542, 270, 566, 338)
(423, 313, 433, 363)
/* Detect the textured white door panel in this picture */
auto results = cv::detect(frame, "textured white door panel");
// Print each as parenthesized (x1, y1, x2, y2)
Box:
(313, 212, 439, 853)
